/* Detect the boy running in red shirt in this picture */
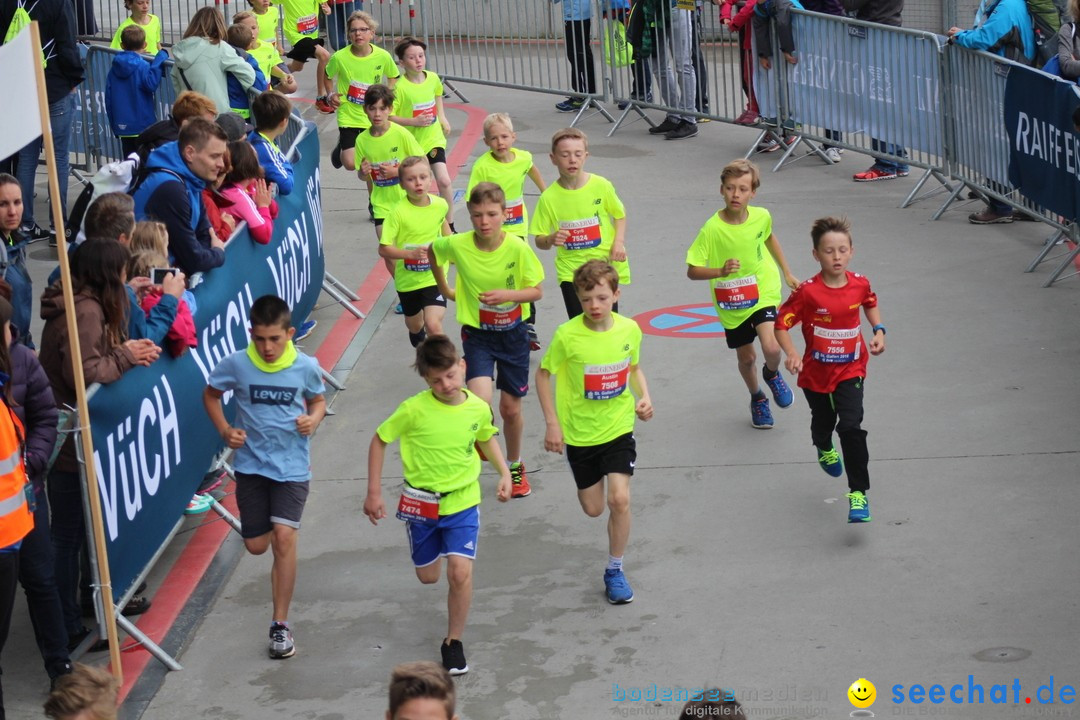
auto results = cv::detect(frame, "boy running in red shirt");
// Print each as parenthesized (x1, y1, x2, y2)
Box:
(774, 216, 886, 523)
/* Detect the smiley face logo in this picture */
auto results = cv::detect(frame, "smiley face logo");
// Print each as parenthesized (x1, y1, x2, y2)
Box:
(848, 678, 876, 709)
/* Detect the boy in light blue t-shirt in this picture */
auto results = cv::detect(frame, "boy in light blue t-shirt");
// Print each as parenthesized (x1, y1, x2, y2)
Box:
(204, 294, 326, 660)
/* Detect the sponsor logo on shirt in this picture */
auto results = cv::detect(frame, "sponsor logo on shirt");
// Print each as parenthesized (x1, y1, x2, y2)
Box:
(250, 385, 298, 405)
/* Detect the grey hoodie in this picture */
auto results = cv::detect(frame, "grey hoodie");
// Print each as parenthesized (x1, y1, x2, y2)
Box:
(170, 36, 256, 115)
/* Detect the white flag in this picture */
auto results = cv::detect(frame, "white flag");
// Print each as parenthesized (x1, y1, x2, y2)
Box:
(0, 27, 44, 159)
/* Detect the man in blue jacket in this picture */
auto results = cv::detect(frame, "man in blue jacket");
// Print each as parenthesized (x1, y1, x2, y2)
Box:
(132, 118, 228, 275)
(105, 25, 170, 158)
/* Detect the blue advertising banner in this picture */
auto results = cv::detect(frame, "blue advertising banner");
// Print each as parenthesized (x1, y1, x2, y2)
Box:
(1004, 64, 1080, 221)
(85, 126, 324, 599)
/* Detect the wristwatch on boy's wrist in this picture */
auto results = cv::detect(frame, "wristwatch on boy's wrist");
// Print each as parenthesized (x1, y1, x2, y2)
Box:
(872, 324, 886, 335)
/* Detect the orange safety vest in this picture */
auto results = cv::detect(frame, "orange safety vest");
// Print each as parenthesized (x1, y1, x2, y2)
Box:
(0, 399, 32, 548)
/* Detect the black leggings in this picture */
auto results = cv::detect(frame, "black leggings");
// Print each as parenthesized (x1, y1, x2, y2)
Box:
(564, 19, 596, 95)
(803, 377, 869, 493)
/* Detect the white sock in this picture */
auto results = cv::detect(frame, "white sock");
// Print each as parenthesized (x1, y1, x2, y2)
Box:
(607, 555, 623, 572)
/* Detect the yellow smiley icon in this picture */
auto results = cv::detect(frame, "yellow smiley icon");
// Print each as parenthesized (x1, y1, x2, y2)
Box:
(848, 678, 876, 709)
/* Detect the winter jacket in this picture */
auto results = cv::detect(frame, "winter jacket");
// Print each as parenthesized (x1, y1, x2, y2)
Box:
(127, 284, 177, 345)
(202, 188, 235, 243)
(1056, 21, 1079, 77)
(38, 286, 137, 473)
(219, 183, 278, 244)
(227, 48, 268, 117)
(0, 0, 84, 104)
(952, 0, 1035, 62)
(8, 342, 57, 488)
(840, 0, 902, 27)
(141, 289, 196, 358)
(136, 117, 181, 165)
(105, 49, 169, 137)
(248, 130, 295, 196)
(133, 142, 226, 274)
(170, 36, 256, 119)
(753, 0, 804, 58)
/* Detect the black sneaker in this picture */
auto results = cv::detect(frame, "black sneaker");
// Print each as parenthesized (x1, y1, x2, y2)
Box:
(441, 638, 469, 675)
(665, 121, 698, 140)
(648, 117, 680, 135)
(330, 145, 343, 169)
(20, 222, 54, 244)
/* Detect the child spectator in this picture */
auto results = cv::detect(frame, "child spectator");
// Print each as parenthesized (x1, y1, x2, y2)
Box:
(685, 159, 798, 429)
(109, 0, 162, 52)
(219, 140, 278, 245)
(379, 156, 450, 347)
(774, 216, 885, 524)
(429, 183, 544, 498)
(364, 335, 512, 675)
(355, 84, 423, 255)
(551, 0, 595, 112)
(128, 249, 197, 357)
(43, 663, 119, 720)
(249, 91, 295, 196)
(752, 0, 801, 70)
(279, 0, 333, 112)
(135, 90, 218, 162)
(203, 294, 326, 658)
(105, 25, 169, 158)
(535, 260, 653, 605)
(385, 661, 458, 720)
(531, 128, 629, 319)
(721, 0, 761, 125)
(325, 11, 399, 172)
(225, 23, 269, 120)
(391, 37, 454, 229)
(466, 112, 546, 350)
(201, 142, 237, 243)
(234, 12, 298, 94)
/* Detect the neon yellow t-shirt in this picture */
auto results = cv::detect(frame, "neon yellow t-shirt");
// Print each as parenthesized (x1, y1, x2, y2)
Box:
(254, 6, 279, 46)
(430, 231, 545, 331)
(530, 173, 630, 285)
(380, 195, 449, 293)
(354, 124, 423, 219)
(684, 206, 781, 329)
(249, 40, 283, 84)
(326, 45, 399, 129)
(280, 0, 319, 45)
(540, 313, 642, 447)
(110, 14, 162, 52)
(466, 148, 535, 232)
(376, 389, 498, 515)
(392, 70, 445, 154)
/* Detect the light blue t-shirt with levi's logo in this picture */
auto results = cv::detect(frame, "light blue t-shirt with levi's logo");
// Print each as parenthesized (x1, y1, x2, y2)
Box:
(208, 350, 326, 482)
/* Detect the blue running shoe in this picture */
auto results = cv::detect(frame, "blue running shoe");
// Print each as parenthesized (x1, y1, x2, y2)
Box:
(847, 492, 871, 523)
(393, 303, 404, 315)
(764, 370, 793, 408)
(817, 446, 844, 477)
(604, 569, 634, 604)
(750, 396, 774, 429)
(295, 319, 317, 341)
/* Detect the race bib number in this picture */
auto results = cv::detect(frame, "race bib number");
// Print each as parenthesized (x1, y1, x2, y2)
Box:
(811, 326, 861, 364)
(561, 217, 602, 250)
(346, 80, 369, 105)
(372, 160, 401, 187)
(504, 197, 524, 226)
(584, 358, 631, 400)
(403, 244, 430, 272)
(478, 302, 522, 331)
(396, 484, 439, 525)
(296, 13, 317, 34)
(713, 275, 759, 310)
(412, 99, 436, 123)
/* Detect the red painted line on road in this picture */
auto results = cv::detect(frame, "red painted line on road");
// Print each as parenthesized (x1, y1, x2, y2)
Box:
(116, 101, 490, 706)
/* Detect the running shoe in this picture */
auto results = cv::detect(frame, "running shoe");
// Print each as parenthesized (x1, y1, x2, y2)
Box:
(750, 396, 774, 429)
(269, 622, 296, 659)
(510, 461, 531, 498)
(846, 491, 871, 523)
(853, 166, 908, 182)
(817, 446, 844, 477)
(734, 109, 760, 126)
(441, 638, 468, 675)
(555, 98, 585, 112)
(184, 493, 213, 515)
(295, 319, 317, 341)
(763, 370, 793, 408)
(604, 568, 635, 604)
(527, 325, 541, 351)
(824, 147, 842, 164)
(315, 96, 334, 114)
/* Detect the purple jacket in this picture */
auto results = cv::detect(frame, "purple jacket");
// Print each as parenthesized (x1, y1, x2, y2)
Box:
(9, 343, 59, 488)
(802, 0, 844, 15)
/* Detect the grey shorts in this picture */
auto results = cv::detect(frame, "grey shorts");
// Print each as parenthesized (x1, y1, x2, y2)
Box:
(235, 472, 310, 538)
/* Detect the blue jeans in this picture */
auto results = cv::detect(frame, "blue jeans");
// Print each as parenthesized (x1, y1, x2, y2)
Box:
(19, 486, 71, 678)
(2, 250, 33, 347)
(17, 93, 74, 229)
(325, 0, 360, 51)
(870, 137, 908, 173)
(48, 469, 86, 637)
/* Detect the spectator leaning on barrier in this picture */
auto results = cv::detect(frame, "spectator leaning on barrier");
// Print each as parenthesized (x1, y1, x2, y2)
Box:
(136, 90, 219, 163)
(551, 0, 597, 113)
(105, 25, 170, 158)
(721, 0, 761, 125)
(1, 0, 84, 245)
(947, 0, 1036, 63)
(225, 23, 270, 120)
(133, 117, 229, 274)
(1056, 0, 1080, 79)
(171, 7, 257, 121)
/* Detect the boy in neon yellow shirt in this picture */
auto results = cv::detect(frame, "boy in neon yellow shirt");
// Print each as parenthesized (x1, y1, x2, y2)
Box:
(685, 158, 800, 430)
(467, 112, 546, 350)
(379, 156, 451, 348)
(430, 183, 544, 499)
(531, 128, 630, 319)
(279, 0, 333, 112)
(536, 259, 653, 605)
(365, 335, 512, 676)
(110, 0, 162, 52)
(326, 11, 399, 172)
(247, 0, 279, 48)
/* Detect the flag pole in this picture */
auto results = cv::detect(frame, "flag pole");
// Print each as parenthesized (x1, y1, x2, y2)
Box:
(29, 22, 124, 683)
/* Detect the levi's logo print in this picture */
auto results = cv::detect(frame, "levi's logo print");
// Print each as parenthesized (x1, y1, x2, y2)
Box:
(251, 385, 298, 405)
